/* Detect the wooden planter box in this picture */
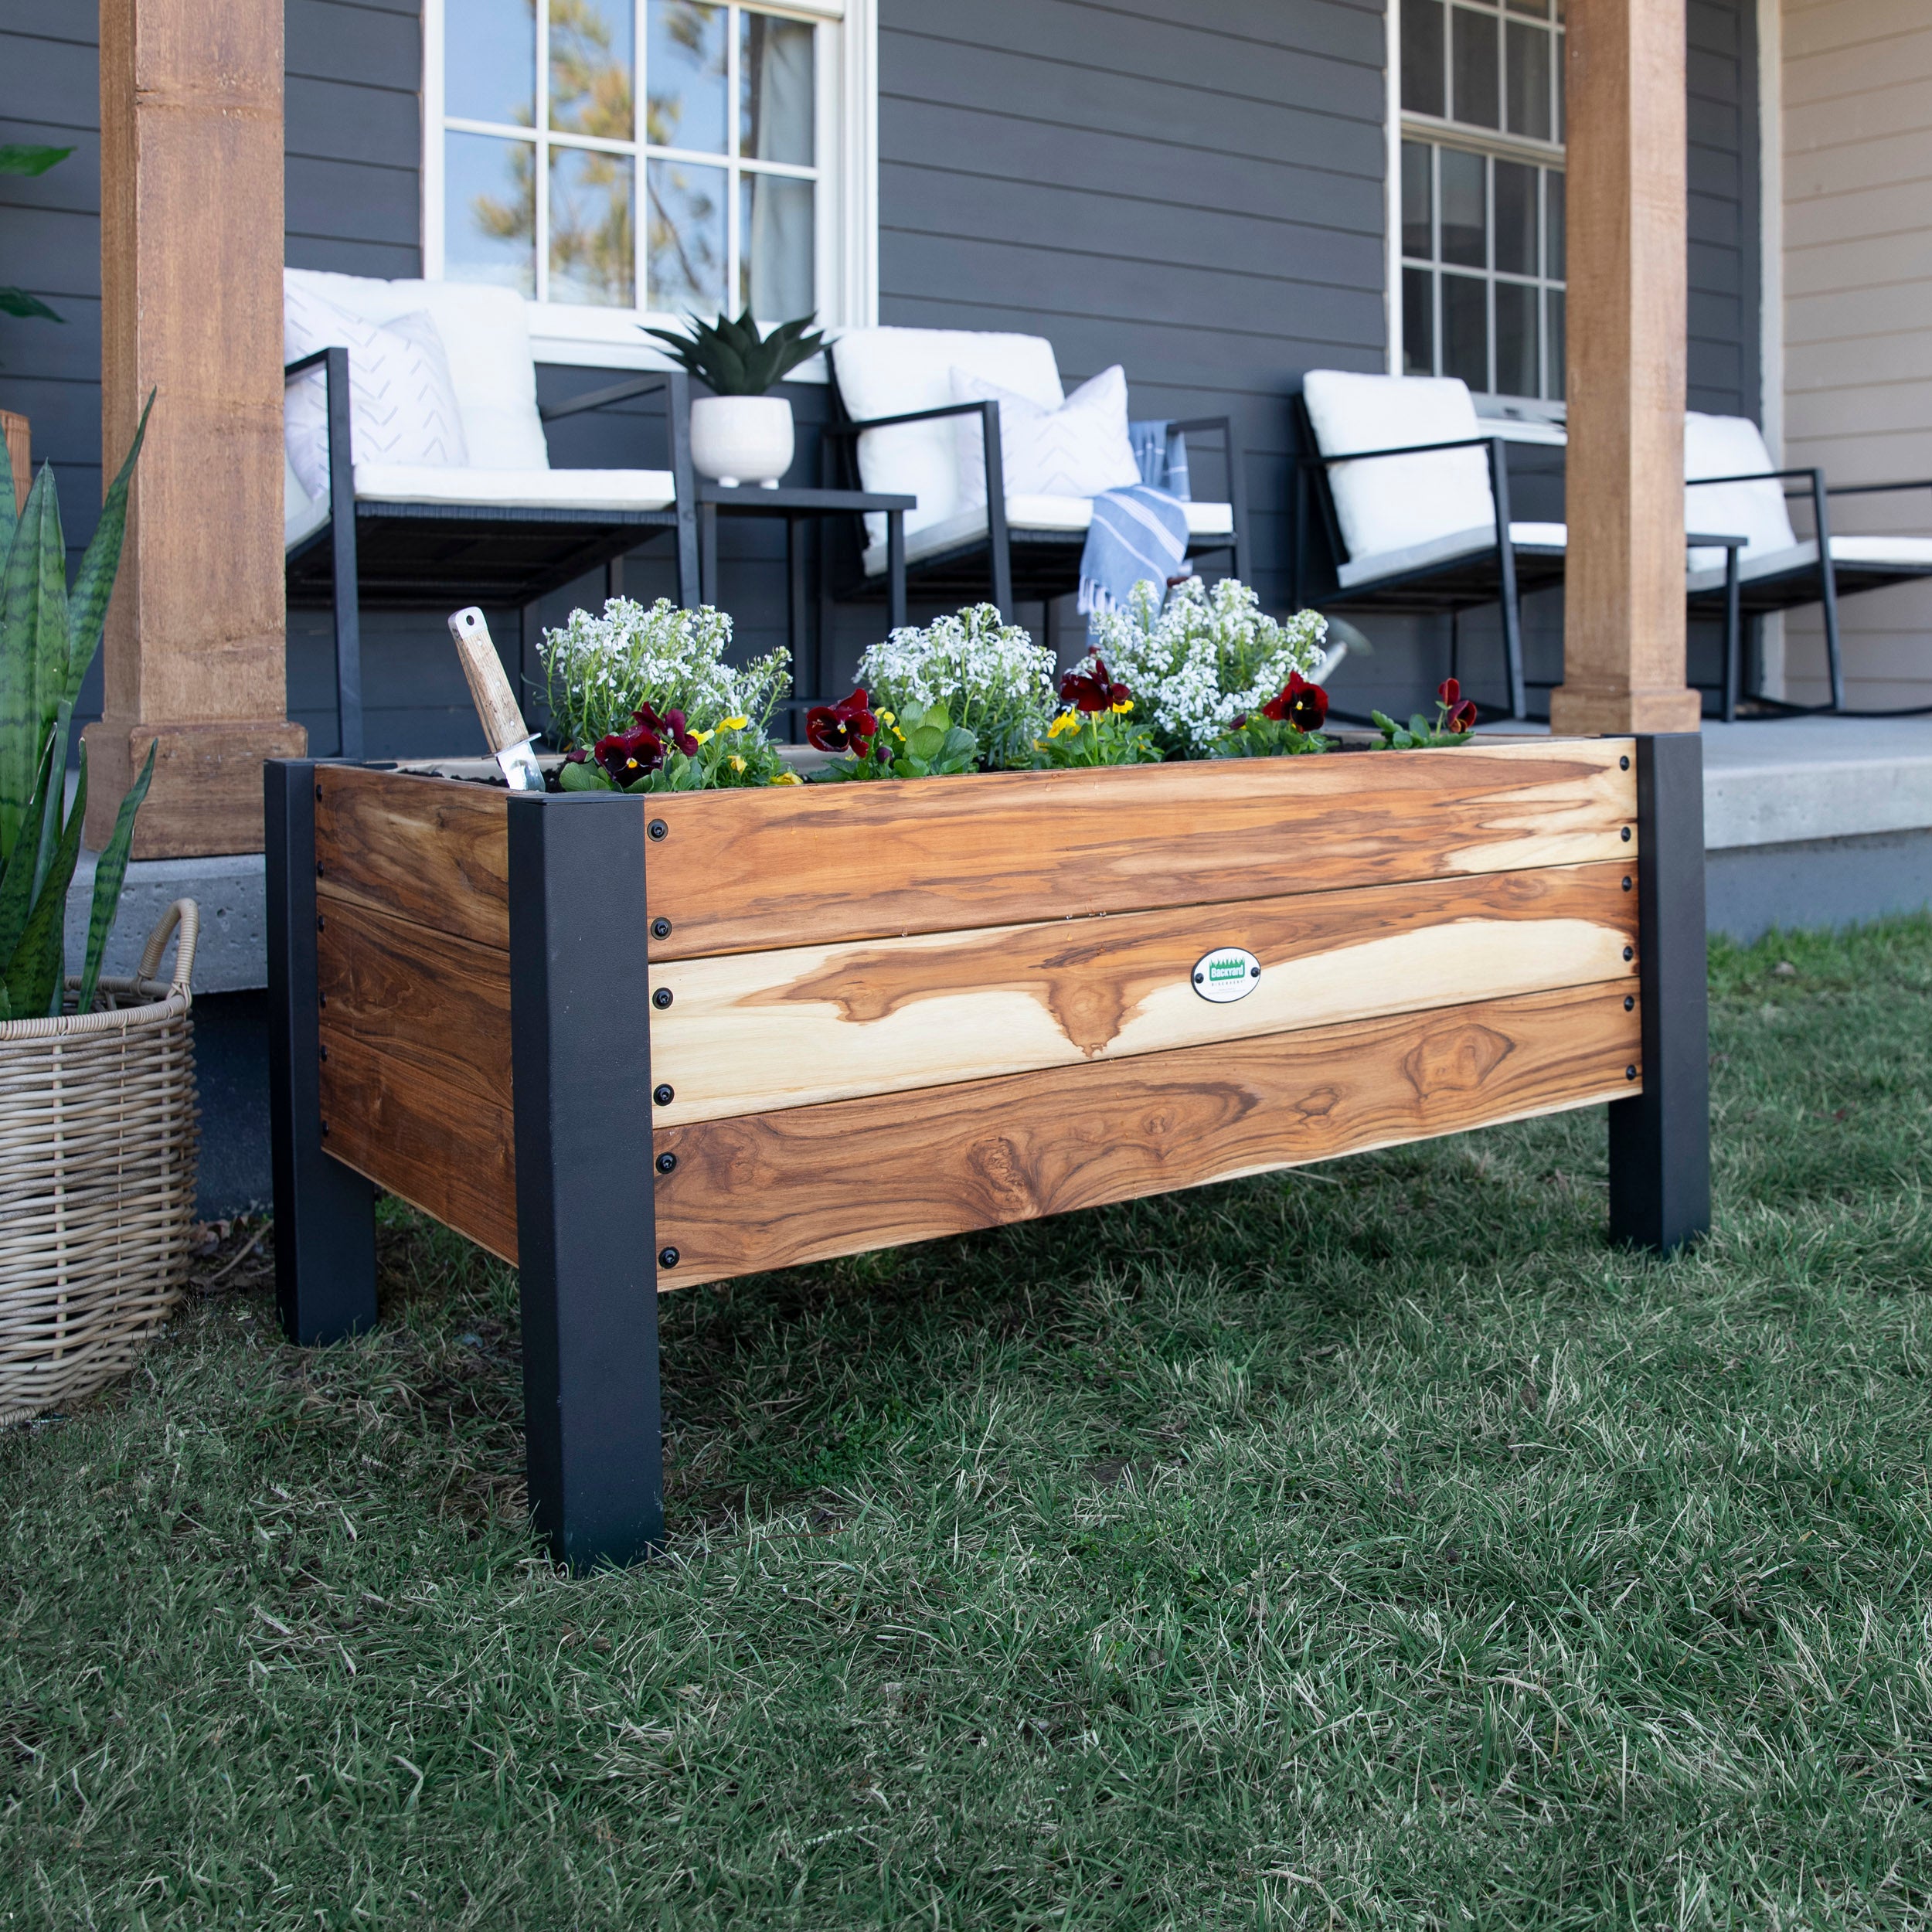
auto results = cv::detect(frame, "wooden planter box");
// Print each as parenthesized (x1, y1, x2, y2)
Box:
(267, 733, 1708, 1567)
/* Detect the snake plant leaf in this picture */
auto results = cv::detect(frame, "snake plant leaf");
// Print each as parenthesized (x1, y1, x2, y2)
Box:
(0, 464, 69, 869)
(64, 393, 152, 709)
(0, 145, 74, 177)
(77, 739, 155, 1014)
(29, 693, 74, 904)
(5, 740, 84, 1019)
(0, 730, 54, 977)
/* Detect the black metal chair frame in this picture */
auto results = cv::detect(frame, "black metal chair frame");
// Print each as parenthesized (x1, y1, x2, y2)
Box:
(1291, 395, 1752, 723)
(1685, 468, 1932, 714)
(819, 378, 1249, 625)
(284, 349, 699, 760)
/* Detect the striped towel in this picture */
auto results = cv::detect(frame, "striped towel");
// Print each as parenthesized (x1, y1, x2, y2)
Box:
(1078, 483, 1190, 617)
(1128, 419, 1191, 498)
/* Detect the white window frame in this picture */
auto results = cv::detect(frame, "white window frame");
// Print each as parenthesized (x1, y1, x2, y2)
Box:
(422, 0, 877, 373)
(1387, 0, 1570, 427)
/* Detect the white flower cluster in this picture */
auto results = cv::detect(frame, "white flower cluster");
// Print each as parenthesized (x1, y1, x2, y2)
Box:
(539, 597, 789, 749)
(1087, 577, 1328, 755)
(857, 604, 1056, 769)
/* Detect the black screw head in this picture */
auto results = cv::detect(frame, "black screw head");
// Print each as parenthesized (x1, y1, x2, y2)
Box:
(1625, 1065, 1638, 1080)
(658, 1246, 679, 1269)
(1192, 972, 1203, 985)
(651, 917, 672, 939)
(1250, 965, 1261, 978)
(315, 860, 325, 879)
(655, 1151, 677, 1174)
(1620, 755, 1631, 770)
(652, 987, 673, 1009)
(1623, 946, 1634, 962)
(320, 1120, 330, 1137)
(315, 915, 325, 932)
(1624, 995, 1635, 1012)
(1621, 826, 1632, 842)
(315, 783, 324, 800)
(1622, 876, 1633, 892)
(648, 818, 668, 841)
(318, 1043, 328, 1062)
(653, 1083, 675, 1107)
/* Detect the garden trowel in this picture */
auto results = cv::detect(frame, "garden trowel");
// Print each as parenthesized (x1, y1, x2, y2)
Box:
(447, 606, 546, 792)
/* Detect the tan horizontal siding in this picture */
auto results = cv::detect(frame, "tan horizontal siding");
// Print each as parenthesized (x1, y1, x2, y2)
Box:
(1781, 0, 1932, 709)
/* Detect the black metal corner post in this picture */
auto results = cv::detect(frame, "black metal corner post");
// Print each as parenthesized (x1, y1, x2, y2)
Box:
(323, 347, 366, 764)
(509, 793, 663, 1570)
(1487, 437, 1528, 720)
(666, 369, 700, 609)
(266, 760, 378, 1344)
(981, 399, 1013, 619)
(1609, 733, 1711, 1254)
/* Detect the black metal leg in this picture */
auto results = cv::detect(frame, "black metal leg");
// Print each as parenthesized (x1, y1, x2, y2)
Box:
(1609, 733, 1710, 1256)
(699, 502, 719, 605)
(323, 347, 365, 764)
(266, 760, 378, 1346)
(1449, 607, 1460, 686)
(887, 511, 906, 629)
(1722, 548, 1741, 723)
(1487, 440, 1526, 719)
(508, 794, 662, 1570)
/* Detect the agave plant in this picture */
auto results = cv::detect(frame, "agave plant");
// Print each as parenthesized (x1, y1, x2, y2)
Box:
(0, 397, 155, 1022)
(640, 308, 825, 396)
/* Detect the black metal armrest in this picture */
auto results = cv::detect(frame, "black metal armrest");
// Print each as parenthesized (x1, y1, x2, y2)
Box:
(823, 400, 1003, 437)
(539, 369, 685, 423)
(1686, 466, 1822, 489)
(284, 349, 332, 381)
(1294, 434, 1500, 468)
(1827, 478, 1932, 499)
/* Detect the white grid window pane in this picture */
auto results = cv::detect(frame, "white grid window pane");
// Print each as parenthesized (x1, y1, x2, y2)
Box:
(648, 156, 727, 311)
(446, 130, 537, 294)
(447, 0, 534, 127)
(740, 172, 814, 316)
(741, 12, 815, 165)
(648, 0, 729, 156)
(551, 0, 634, 138)
(550, 146, 636, 306)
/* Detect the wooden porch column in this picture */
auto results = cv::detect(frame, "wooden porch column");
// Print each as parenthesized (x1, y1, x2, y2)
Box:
(1549, 0, 1701, 736)
(84, 0, 305, 859)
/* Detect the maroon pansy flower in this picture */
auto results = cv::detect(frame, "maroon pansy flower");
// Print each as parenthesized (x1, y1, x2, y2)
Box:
(1437, 678, 1478, 733)
(593, 717, 665, 786)
(1060, 655, 1131, 714)
(805, 688, 879, 756)
(631, 701, 700, 757)
(1260, 671, 1328, 733)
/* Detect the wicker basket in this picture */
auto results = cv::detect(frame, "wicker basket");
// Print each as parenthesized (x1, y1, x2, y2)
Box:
(0, 900, 199, 1424)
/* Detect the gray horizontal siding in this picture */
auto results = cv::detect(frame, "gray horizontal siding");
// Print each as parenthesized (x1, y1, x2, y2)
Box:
(0, 0, 1763, 755)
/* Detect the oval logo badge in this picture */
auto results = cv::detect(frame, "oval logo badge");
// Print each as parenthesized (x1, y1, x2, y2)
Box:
(1192, 946, 1260, 1003)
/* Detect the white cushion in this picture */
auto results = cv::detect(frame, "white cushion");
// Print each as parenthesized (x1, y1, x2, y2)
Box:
(285, 267, 550, 471)
(861, 493, 1233, 577)
(352, 464, 676, 512)
(831, 326, 1064, 543)
(1685, 413, 1797, 573)
(1302, 372, 1495, 562)
(1335, 520, 1567, 590)
(284, 453, 327, 551)
(284, 282, 469, 500)
(948, 362, 1141, 505)
(1685, 534, 1932, 595)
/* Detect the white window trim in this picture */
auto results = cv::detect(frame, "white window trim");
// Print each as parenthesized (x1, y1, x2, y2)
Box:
(1387, 0, 1571, 419)
(421, 0, 877, 376)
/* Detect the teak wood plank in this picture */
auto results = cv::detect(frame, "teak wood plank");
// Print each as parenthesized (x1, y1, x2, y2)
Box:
(648, 861, 1639, 1125)
(644, 739, 1638, 959)
(315, 766, 510, 949)
(318, 1031, 519, 1265)
(315, 896, 513, 1111)
(651, 981, 1642, 1287)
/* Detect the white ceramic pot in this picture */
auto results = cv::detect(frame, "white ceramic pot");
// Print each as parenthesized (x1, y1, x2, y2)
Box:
(689, 394, 794, 488)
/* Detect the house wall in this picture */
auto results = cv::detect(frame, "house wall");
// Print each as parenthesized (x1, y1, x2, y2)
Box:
(0, 0, 1763, 753)
(1779, 0, 1932, 709)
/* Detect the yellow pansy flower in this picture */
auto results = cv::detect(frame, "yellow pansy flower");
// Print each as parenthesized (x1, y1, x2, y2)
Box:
(1110, 699, 1134, 715)
(689, 727, 714, 746)
(719, 716, 749, 732)
(729, 755, 746, 774)
(1046, 709, 1082, 739)
(770, 770, 803, 785)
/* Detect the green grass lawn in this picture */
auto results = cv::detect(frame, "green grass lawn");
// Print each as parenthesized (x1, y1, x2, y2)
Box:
(7, 920, 1932, 1929)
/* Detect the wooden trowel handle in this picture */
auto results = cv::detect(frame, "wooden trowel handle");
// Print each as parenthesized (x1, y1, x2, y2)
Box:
(447, 607, 532, 754)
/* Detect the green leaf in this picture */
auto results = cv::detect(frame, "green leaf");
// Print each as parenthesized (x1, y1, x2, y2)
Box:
(77, 740, 155, 1012)
(63, 391, 152, 709)
(0, 145, 73, 177)
(0, 287, 64, 323)
(30, 694, 73, 903)
(556, 759, 607, 791)
(0, 464, 69, 868)
(5, 743, 84, 1019)
(0, 731, 55, 974)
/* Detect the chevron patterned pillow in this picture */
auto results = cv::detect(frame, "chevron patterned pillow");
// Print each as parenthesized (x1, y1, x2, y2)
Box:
(950, 362, 1141, 507)
(284, 282, 470, 501)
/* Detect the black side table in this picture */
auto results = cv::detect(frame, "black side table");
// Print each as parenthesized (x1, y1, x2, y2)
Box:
(697, 482, 915, 713)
